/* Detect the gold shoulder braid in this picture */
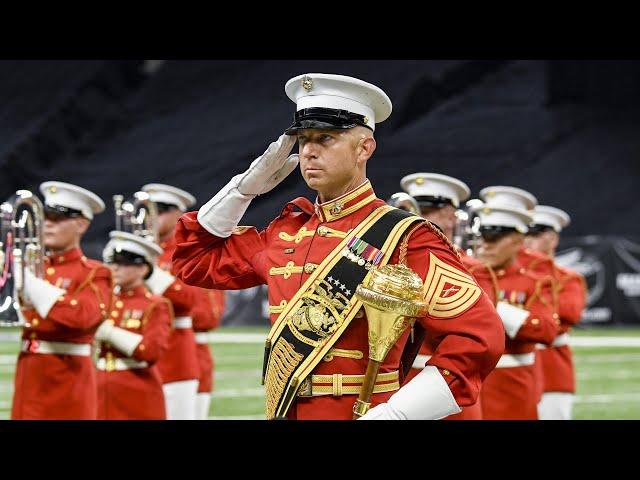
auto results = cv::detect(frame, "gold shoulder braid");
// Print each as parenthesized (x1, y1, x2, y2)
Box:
(263, 206, 423, 419)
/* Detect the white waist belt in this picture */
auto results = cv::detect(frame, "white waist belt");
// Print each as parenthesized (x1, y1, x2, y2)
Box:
(412, 354, 432, 369)
(96, 357, 149, 371)
(173, 316, 193, 329)
(536, 333, 570, 350)
(495, 352, 536, 368)
(194, 332, 209, 344)
(21, 339, 91, 356)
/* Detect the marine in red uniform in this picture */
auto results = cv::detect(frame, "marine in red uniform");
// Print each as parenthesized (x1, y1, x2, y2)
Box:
(11, 182, 112, 420)
(172, 73, 504, 420)
(524, 205, 586, 420)
(141, 183, 202, 420)
(96, 231, 172, 420)
(191, 288, 225, 419)
(397, 172, 487, 420)
(475, 186, 559, 419)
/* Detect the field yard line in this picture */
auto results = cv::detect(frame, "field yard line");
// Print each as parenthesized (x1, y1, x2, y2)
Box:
(578, 370, 640, 380)
(576, 354, 640, 363)
(571, 337, 640, 347)
(0, 355, 16, 364)
(215, 370, 262, 378)
(211, 388, 264, 398)
(574, 392, 640, 404)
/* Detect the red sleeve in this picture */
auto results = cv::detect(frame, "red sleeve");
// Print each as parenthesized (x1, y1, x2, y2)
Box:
(132, 299, 173, 364)
(399, 224, 505, 408)
(514, 276, 560, 345)
(161, 277, 201, 314)
(46, 265, 112, 330)
(191, 288, 225, 331)
(171, 211, 269, 290)
(557, 273, 586, 329)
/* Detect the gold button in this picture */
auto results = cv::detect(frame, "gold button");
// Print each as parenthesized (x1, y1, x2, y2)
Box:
(497, 269, 505, 276)
(99, 303, 105, 309)
(304, 263, 316, 274)
(138, 344, 145, 351)
(46, 267, 55, 275)
(519, 268, 526, 274)
(318, 226, 328, 236)
(115, 300, 124, 308)
(58, 296, 65, 302)
(111, 311, 119, 318)
(70, 299, 78, 306)
(553, 313, 559, 319)
(30, 332, 37, 339)
(442, 369, 450, 376)
(531, 318, 539, 325)
(174, 284, 182, 291)
(32, 319, 39, 327)
(81, 256, 87, 261)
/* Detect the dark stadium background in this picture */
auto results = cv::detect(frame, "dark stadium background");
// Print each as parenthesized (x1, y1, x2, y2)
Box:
(1, 60, 639, 325)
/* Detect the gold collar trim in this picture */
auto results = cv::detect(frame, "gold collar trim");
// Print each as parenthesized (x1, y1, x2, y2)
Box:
(314, 180, 377, 223)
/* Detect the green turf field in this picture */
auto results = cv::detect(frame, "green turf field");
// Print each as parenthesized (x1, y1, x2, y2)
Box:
(1, 326, 639, 420)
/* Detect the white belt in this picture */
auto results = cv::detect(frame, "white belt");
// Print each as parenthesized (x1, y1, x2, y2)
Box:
(21, 339, 91, 356)
(412, 354, 432, 369)
(173, 316, 193, 329)
(194, 332, 209, 344)
(495, 352, 536, 368)
(536, 333, 570, 350)
(96, 357, 149, 371)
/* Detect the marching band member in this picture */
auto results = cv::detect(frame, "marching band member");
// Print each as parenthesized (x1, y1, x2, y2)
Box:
(11, 182, 112, 420)
(399, 173, 499, 420)
(141, 183, 216, 420)
(96, 231, 172, 420)
(191, 289, 225, 419)
(475, 186, 559, 419)
(525, 205, 586, 420)
(171, 73, 504, 420)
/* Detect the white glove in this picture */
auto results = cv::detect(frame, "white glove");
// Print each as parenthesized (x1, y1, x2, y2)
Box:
(145, 267, 176, 295)
(496, 301, 530, 339)
(197, 134, 298, 237)
(94, 321, 143, 357)
(22, 268, 66, 319)
(358, 366, 461, 420)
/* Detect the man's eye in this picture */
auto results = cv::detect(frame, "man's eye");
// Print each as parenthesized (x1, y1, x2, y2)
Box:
(321, 134, 332, 141)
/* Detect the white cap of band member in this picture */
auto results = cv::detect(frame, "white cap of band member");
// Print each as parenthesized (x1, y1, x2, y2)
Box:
(103, 231, 163, 265)
(400, 173, 470, 208)
(284, 73, 392, 132)
(473, 204, 533, 234)
(479, 186, 537, 212)
(39, 181, 105, 220)
(141, 183, 196, 212)
(531, 205, 571, 232)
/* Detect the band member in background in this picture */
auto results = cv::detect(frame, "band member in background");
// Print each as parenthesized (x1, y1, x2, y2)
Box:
(399, 173, 499, 420)
(525, 205, 586, 420)
(141, 183, 216, 420)
(11, 181, 112, 420)
(475, 186, 559, 419)
(171, 73, 503, 420)
(192, 288, 226, 419)
(96, 231, 172, 420)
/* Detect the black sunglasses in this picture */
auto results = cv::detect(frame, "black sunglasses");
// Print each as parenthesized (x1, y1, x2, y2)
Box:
(44, 205, 84, 222)
(480, 226, 518, 242)
(527, 224, 554, 236)
(155, 202, 180, 214)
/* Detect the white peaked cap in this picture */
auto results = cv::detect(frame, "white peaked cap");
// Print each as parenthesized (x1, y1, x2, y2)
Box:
(473, 204, 533, 234)
(400, 173, 470, 208)
(40, 181, 105, 220)
(103, 230, 163, 264)
(285, 73, 392, 131)
(479, 186, 537, 211)
(141, 183, 196, 212)
(532, 205, 571, 232)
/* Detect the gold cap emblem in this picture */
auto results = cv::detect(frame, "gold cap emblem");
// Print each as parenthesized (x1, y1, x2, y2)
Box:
(363, 116, 369, 124)
(50, 186, 57, 193)
(302, 76, 313, 92)
(415, 177, 425, 185)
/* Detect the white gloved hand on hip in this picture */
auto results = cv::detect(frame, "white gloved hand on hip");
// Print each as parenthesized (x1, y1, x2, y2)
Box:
(94, 321, 143, 357)
(198, 134, 298, 237)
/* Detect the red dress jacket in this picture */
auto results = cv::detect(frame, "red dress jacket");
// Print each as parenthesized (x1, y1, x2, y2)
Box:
(97, 285, 172, 419)
(192, 288, 225, 393)
(171, 181, 504, 420)
(12, 248, 112, 420)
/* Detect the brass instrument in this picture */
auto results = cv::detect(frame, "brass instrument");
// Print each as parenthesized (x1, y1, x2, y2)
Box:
(113, 191, 159, 243)
(453, 198, 483, 257)
(0, 190, 45, 327)
(352, 263, 428, 418)
(387, 192, 420, 216)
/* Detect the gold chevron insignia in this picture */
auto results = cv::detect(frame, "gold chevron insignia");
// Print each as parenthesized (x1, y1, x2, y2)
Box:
(422, 253, 481, 318)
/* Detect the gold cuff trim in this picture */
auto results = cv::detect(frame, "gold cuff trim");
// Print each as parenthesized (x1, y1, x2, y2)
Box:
(268, 300, 288, 315)
(323, 348, 364, 362)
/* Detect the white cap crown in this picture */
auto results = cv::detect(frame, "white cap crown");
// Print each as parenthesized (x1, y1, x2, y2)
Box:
(141, 183, 196, 212)
(532, 205, 571, 232)
(103, 230, 163, 264)
(400, 173, 470, 208)
(40, 181, 105, 220)
(474, 204, 533, 234)
(479, 186, 537, 211)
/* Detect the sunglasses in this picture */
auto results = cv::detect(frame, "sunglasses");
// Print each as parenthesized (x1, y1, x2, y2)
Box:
(155, 202, 180, 214)
(44, 205, 84, 222)
(480, 226, 518, 243)
(104, 250, 148, 266)
(526, 224, 554, 236)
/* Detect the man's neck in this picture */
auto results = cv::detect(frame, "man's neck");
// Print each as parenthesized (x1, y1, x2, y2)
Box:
(317, 176, 366, 204)
(494, 255, 516, 271)
(119, 279, 144, 291)
(50, 242, 81, 255)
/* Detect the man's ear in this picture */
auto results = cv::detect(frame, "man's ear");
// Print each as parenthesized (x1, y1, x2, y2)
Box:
(356, 136, 377, 165)
(75, 218, 90, 236)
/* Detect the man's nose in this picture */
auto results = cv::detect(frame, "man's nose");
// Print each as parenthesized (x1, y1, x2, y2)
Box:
(299, 142, 318, 159)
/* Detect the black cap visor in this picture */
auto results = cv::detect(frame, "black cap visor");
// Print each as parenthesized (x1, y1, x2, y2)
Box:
(479, 225, 519, 242)
(285, 108, 372, 135)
